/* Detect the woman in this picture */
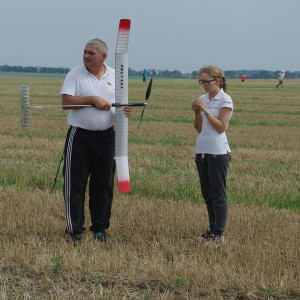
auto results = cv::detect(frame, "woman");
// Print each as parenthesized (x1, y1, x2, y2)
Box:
(191, 65, 233, 245)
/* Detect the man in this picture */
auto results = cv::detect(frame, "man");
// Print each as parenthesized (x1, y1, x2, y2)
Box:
(276, 71, 285, 88)
(61, 39, 131, 246)
(142, 69, 147, 82)
(241, 74, 245, 84)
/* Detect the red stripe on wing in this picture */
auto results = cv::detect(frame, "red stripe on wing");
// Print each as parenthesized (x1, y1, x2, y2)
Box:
(118, 180, 131, 193)
(119, 19, 131, 30)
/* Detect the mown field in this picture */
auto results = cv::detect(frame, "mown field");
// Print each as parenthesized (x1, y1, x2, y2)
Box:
(0, 75, 299, 299)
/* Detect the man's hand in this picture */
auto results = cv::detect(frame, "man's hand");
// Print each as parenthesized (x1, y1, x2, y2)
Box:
(123, 106, 131, 117)
(61, 94, 111, 111)
(93, 96, 111, 111)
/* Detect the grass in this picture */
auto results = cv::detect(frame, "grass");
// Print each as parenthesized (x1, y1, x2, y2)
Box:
(0, 75, 299, 298)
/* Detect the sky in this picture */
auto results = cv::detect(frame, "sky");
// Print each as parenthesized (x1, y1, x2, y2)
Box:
(1, 0, 300, 73)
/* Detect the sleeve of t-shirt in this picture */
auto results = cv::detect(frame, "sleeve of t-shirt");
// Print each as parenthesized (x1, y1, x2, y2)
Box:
(220, 94, 233, 110)
(60, 70, 77, 96)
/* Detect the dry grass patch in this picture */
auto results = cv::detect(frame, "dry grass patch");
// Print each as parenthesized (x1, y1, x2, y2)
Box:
(0, 187, 299, 299)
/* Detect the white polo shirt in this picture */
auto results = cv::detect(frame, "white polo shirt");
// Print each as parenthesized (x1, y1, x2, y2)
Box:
(196, 89, 233, 155)
(60, 64, 115, 131)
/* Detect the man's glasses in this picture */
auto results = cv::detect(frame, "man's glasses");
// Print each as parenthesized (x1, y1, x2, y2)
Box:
(199, 79, 216, 86)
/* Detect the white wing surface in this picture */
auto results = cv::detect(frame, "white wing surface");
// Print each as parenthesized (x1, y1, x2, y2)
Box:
(115, 19, 131, 193)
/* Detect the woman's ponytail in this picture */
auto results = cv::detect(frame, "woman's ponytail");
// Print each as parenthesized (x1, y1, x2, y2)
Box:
(221, 74, 227, 93)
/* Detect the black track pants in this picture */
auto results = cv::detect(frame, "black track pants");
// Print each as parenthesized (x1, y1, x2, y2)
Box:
(195, 153, 231, 236)
(63, 126, 115, 235)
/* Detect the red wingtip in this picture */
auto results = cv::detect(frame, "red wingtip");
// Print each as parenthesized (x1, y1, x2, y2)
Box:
(118, 180, 131, 193)
(119, 19, 131, 30)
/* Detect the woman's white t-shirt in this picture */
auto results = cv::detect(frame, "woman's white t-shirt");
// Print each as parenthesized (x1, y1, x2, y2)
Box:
(196, 89, 233, 155)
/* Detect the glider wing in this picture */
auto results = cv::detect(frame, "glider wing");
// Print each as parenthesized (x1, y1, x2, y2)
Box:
(115, 19, 131, 193)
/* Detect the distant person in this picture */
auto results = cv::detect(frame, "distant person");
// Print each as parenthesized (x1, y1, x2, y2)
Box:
(276, 71, 285, 88)
(241, 74, 245, 84)
(191, 65, 233, 246)
(142, 69, 147, 82)
(60, 38, 131, 246)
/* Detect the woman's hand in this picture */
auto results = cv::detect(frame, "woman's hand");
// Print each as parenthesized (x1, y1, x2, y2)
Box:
(192, 99, 206, 112)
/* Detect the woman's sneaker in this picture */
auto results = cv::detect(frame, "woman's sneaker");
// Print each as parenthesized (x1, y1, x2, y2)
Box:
(201, 229, 213, 241)
(212, 234, 225, 247)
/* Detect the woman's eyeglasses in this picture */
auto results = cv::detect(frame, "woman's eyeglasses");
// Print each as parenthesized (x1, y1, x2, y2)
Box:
(199, 79, 216, 86)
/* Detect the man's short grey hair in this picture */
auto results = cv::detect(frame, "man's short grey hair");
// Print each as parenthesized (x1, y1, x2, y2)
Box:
(86, 39, 108, 54)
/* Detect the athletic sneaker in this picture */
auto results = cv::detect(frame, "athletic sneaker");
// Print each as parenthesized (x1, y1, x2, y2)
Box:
(201, 229, 213, 241)
(71, 233, 83, 247)
(94, 231, 109, 242)
(212, 234, 225, 246)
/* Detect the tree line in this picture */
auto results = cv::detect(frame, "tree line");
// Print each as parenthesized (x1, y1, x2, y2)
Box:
(1, 64, 300, 79)
(0, 65, 70, 74)
(133, 68, 300, 79)
(223, 70, 300, 79)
